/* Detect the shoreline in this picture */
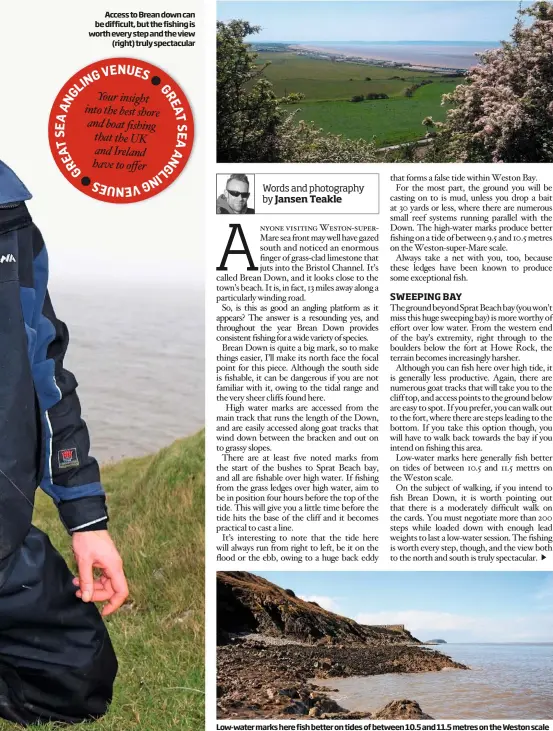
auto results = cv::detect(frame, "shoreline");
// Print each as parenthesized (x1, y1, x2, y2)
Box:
(287, 44, 471, 73)
(217, 635, 467, 720)
(313, 665, 470, 717)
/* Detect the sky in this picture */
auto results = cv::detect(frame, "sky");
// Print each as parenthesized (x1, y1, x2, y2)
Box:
(217, 1, 529, 43)
(254, 571, 553, 643)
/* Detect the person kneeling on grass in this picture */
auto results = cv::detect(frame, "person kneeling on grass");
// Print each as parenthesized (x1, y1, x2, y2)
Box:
(0, 159, 129, 726)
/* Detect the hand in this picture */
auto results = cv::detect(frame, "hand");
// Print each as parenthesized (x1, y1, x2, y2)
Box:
(71, 530, 129, 617)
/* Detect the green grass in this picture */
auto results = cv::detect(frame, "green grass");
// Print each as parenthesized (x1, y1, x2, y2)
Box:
(0, 431, 205, 731)
(255, 52, 464, 146)
(285, 81, 460, 146)
(257, 52, 439, 100)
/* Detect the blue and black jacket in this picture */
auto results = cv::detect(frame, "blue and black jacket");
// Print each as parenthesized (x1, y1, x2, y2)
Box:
(0, 160, 108, 559)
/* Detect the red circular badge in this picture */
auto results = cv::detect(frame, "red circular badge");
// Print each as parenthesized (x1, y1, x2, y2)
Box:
(48, 58, 194, 203)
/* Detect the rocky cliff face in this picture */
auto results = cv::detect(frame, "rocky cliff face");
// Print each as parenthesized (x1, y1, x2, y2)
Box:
(217, 572, 467, 721)
(217, 571, 420, 645)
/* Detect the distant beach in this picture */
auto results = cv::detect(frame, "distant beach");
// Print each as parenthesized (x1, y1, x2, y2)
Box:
(290, 41, 501, 70)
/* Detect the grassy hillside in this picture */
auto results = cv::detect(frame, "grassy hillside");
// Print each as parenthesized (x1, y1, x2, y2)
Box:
(256, 52, 464, 146)
(289, 82, 459, 146)
(0, 431, 205, 731)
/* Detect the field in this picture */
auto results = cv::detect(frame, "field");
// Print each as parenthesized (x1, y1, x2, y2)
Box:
(290, 83, 460, 146)
(256, 52, 464, 147)
(0, 432, 205, 731)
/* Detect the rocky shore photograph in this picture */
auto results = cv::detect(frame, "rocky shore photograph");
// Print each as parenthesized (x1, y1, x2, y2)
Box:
(217, 571, 553, 720)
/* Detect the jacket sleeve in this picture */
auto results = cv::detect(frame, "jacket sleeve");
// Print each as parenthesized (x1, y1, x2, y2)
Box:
(0, 161, 108, 534)
(37, 292, 109, 533)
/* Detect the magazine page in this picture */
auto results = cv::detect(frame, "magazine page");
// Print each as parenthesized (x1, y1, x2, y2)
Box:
(0, 2, 204, 730)
(209, 1, 553, 730)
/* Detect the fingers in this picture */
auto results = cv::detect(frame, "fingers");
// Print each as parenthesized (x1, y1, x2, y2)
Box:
(73, 576, 108, 590)
(101, 566, 129, 617)
(76, 558, 94, 603)
(71, 534, 130, 615)
(73, 575, 113, 602)
(73, 568, 129, 614)
(77, 587, 114, 602)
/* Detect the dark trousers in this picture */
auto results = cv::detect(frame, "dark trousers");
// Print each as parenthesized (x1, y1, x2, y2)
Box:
(0, 525, 118, 726)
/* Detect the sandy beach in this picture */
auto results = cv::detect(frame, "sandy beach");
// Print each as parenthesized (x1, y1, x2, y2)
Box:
(289, 42, 495, 70)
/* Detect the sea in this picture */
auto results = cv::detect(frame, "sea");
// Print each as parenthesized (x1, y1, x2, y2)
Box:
(321, 644, 553, 720)
(50, 283, 204, 464)
(295, 41, 502, 69)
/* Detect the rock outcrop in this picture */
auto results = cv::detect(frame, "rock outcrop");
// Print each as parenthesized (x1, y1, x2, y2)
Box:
(218, 571, 420, 645)
(373, 700, 434, 719)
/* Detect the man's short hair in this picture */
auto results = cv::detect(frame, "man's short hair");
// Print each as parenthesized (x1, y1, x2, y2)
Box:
(227, 173, 249, 187)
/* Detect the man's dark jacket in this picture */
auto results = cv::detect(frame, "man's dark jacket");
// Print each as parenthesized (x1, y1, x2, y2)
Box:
(0, 160, 107, 559)
(216, 194, 254, 214)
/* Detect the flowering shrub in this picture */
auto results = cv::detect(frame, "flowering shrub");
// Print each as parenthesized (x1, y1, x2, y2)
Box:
(278, 118, 379, 163)
(217, 20, 379, 162)
(217, 20, 284, 162)
(429, 2, 553, 162)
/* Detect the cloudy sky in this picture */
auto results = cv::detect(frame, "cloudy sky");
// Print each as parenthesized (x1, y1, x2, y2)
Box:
(218, 1, 529, 43)
(255, 571, 553, 643)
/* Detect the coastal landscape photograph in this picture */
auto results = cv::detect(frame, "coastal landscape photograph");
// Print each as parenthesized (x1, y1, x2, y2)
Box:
(217, 1, 553, 162)
(217, 571, 553, 720)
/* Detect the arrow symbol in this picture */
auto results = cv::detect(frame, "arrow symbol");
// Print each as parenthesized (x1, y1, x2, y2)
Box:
(541, 554, 546, 560)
